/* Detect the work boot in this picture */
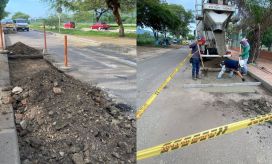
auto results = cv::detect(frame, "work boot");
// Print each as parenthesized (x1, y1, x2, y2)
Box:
(192, 75, 197, 80)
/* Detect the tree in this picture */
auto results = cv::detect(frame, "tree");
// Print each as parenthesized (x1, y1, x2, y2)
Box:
(0, 0, 9, 20)
(236, 0, 272, 62)
(167, 4, 193, 38)
(42, 0, 135, 37)
(12, 12, 30, 20)
(262, 27, 272, 51)
(137, 0, 181, 41)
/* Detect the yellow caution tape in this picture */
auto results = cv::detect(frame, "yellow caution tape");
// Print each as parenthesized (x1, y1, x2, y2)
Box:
(137, 113, 272, 160)
(136, 53, 192, 119)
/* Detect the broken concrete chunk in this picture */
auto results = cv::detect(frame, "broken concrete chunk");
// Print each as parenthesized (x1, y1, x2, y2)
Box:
(71, 152, 84, 164)
(12, 86, 23, 94)
(53, 87, 62, 94)
(20, 120, 28, 129)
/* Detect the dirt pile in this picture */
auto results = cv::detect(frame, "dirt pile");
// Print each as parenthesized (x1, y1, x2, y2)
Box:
(240, 98, 272, 115)
(7, 42, 41, 55)
(9, 59, 136, 163)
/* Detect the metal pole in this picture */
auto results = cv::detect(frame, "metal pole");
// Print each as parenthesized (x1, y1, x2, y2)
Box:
(43, 23, 47, 54)
(64, 35, 68, 67)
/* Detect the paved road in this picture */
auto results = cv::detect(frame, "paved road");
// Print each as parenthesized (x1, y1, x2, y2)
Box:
(137, 47, 272, 164)
(5, 30, 136, 107)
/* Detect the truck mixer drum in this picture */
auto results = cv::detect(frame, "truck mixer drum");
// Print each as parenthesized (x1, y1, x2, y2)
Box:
(196, 0, 236, 56)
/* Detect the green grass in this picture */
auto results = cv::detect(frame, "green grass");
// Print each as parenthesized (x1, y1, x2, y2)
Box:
(30, 24, 136, 38)
(137, 33, 155, 46)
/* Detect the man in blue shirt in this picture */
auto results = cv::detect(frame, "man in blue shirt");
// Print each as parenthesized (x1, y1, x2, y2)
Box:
(217, 59, 245, 81)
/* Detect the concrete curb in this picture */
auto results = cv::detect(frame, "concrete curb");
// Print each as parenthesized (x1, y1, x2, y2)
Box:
(248, 69, 272, 93)
(0, 54, 20, 164)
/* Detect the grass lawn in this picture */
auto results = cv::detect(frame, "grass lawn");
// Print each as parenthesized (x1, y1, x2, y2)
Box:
(137, 33, 155, 46)
(30, 23, 136, 38)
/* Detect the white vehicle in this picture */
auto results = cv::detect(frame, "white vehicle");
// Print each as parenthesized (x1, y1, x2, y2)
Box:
(14, 18, 29, 31)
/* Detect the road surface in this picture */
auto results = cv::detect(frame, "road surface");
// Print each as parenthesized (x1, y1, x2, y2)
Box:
(137, 46, 272, 164)
(5, 30, 136, 108)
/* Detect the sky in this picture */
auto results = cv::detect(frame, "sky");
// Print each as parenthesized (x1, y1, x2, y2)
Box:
(5, 0, 195, 19)
(167, 0, 195, 10)
(6, 0, 51, 18)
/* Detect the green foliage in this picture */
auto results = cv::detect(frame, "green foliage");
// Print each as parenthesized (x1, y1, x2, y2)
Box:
(0, 0, 9, 19)
(262, 27, 272, 50)
(44, 15, 59, 29)
(167, 4, 193, 38)
(138, 0, 192, 40)
(137, 33, 155, 46)
(12, 12, 30, 20)
(236, 0, 272, 62)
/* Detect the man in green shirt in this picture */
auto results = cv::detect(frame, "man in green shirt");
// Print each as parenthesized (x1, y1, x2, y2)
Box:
(240, 38, 250, 75)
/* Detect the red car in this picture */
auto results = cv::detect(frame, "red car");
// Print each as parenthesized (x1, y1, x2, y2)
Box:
(64, 22, 75, 29)
(90, 22, 110, 30)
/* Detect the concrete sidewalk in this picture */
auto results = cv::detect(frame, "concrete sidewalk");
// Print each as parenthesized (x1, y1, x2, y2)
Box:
(0, 54, 20, 164)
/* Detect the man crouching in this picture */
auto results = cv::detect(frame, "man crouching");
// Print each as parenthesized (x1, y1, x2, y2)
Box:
(217, 59, 245, 82)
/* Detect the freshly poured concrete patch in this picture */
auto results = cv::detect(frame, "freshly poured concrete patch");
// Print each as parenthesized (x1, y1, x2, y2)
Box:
(201, 86, 258, 93)
(183, 82, 261, 88)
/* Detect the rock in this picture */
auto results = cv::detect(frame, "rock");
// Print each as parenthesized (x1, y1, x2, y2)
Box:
(53, 87, 62, 94)
(21, 99, 27, 106)
(77, 95, 81, 100)
(71, 152, 84, 164)
(117, 142, 128, 149)
(12, 86, 23, 94)
(242, 101, 249, 106)
(111, 152, 120, 159)
(124, 124, 131, 129)
(15, 113, 24, 121)
(69, 145, 82, 153)
(29, 138, 42, 148)
(54, 121, 68, 130)
(22, 159, 31, 164)
(243, 108, 249, 112)
(48, 111, 54, 115)
(22, 92, 29, 99)
(107, 106, 119, 117)
(20, 120, 28, 129)
(53, 81, 59, 87)
(59, 151, 65, 157)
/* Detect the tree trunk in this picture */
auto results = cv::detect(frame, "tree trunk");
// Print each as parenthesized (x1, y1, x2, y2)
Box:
(112, 8, 124, 37)
(105, 0, 124, 37)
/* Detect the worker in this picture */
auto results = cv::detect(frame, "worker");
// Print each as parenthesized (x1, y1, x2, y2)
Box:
(189, 38, 204, 80)
(240, 38, 250, 75)
(217, 59, 245, 82)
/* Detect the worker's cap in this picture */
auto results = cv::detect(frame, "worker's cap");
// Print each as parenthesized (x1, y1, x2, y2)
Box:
(240, 38, 248, 45)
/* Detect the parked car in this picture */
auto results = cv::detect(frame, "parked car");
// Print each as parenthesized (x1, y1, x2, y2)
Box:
(64, 22, 75, 29)
(1, 19, 17, 34)
(90, 22, 110, 30)
(13, 18, 29, 31)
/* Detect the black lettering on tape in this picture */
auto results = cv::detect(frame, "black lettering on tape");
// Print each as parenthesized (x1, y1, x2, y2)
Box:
(161, 142, 172, 153)
(171, 139, 182, 150)
(208, 129, 217, 139)
(200, 131, 209, 141)
(191, 134, 201, 144)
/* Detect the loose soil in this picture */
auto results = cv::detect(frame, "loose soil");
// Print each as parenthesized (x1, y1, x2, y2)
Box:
(9, 58, 136, 163)
(7, 42, 41, 55)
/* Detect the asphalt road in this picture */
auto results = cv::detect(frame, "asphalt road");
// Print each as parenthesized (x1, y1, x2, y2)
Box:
(5, 30, 136, 107)
(137, 46, 272, 164)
